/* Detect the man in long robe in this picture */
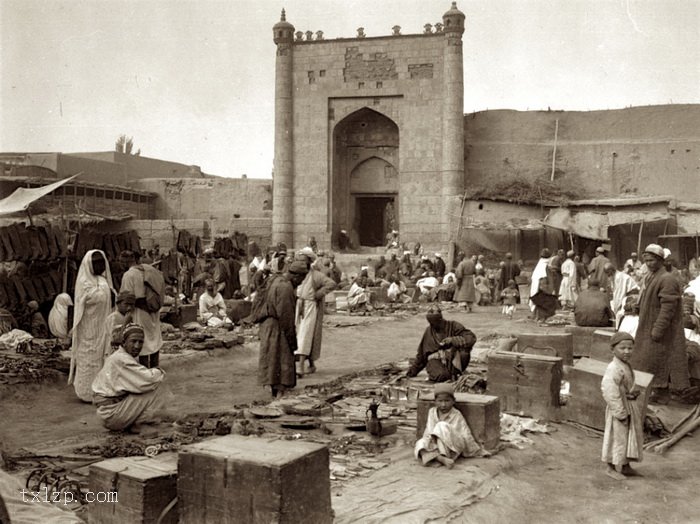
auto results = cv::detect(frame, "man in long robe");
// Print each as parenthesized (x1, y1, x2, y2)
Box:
(604, 263, 639, 324)
(258, 261, 307, 398)
(530, 249, 557, 321)
(548, 250, 564, 298)
(92, 323, 165, 432)
(558, 250, 578, 309)
(588, 246, 611, 291)
(295, 265, 336, 376)
(406, 306, 476, 382)
(454, 255, 476, 312)
(632, 244, 690, 399)
(119, 251, 163, 368)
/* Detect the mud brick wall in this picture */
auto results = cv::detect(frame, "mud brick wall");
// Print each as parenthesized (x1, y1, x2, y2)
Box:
(131, 178, 272, 247)
(464, 105, 700, 201)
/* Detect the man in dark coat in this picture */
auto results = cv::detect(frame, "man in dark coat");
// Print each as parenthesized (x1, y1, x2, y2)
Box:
(406, 305, 476, 382)
(258, 261, 308, 398)
(573, 279, 613, 327)
(588, 246, 611, 291)
(631, 244, 690, 401)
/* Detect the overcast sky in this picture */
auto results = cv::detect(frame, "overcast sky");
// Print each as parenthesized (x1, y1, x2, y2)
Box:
(1, 0, 698, 178)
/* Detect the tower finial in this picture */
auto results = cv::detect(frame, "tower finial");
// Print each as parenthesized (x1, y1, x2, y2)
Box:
(452, 1, 457, 7)
(280, 8, 286, 22)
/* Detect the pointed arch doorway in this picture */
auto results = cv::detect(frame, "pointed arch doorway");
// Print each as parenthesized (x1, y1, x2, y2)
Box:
(331, 107, 399, 248)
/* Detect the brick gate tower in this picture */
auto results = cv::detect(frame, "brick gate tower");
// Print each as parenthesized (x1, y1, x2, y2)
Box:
(272, 3, 466, 250)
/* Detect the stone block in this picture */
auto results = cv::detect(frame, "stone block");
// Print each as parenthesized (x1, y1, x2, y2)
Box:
(178, 435, 332, 524)
(487, 351, 563, 421)
(89, 453, 178, 524)
(416, 392, 500, 450)
(516, 332, 574, 366)
(564, 357, 653, 431)
(589, 329, 616, 362)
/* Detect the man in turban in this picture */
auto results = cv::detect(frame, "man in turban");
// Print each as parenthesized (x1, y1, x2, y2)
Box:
(406, 305, 477, 382)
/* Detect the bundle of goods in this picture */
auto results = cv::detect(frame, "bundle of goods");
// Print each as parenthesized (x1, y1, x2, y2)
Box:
(0, 223, 66, 262)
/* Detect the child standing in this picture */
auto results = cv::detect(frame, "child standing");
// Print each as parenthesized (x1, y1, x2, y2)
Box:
(415, 383, 486, 468)
(601, 331, 643, 480)
(500, 279, 518, 319)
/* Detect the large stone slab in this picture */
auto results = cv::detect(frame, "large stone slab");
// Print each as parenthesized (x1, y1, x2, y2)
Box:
(516, 332, 573, 366)
(89, 453, 178, 524)
(178, 435, 332, 524)
(416, 392, 501, 450)
(564, 357, 654, 431)
(487, 351, 563, 421)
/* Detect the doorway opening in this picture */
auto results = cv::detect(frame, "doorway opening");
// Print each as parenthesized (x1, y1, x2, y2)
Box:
(355, 196, 396, 247)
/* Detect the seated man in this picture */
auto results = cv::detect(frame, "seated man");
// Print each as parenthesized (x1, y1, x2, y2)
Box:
(406, 305, 477, 382)
(347, 270, 374, 311)
(574, 278, 614, 327)
(199, 278, 234, 327)
(387, 275, 412, 303)
(92, 323, 165, 433)
(416, 271, 439, 296)
(27, 301, 49, 339)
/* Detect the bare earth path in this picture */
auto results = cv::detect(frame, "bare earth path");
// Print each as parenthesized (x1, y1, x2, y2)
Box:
(2, 305, 699, 523)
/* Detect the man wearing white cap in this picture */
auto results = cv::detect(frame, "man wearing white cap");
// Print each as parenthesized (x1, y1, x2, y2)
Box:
(588, 246, 611, 291)
(559, 250, 578, 309)
(433, 253, 446, 278)
(632, 244, 690, 403)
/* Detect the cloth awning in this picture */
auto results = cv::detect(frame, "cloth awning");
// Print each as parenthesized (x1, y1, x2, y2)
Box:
(0, 175, 79, 216)
(543, 208, 609, 240)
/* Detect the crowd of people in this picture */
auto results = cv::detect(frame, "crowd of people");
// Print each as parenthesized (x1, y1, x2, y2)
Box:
(530, 244, 699, 404)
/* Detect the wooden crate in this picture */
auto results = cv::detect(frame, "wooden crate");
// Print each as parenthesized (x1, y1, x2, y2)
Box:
(565, 325, 599, 357)
(178, 435, 332, 524)
(564, 357, 654, 431)
(88, 453, 178, 524)
(416, 392, 501, 450)
(487, 351, 563, 421)
(589, 329, 616, 362)
(516, 332, 574, 366)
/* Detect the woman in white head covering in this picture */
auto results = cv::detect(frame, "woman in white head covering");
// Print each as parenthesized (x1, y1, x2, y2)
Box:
(69, 249, 115, 402)
(48, 292, 73, 341)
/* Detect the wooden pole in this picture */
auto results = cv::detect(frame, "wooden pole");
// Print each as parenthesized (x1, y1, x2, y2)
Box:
(637, 221, 644, 255)
(550, 118, 559, 182)
(695, 233, 698, 260)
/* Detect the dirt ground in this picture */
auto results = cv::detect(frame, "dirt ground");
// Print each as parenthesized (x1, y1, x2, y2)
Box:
(2, 305, 700, 523)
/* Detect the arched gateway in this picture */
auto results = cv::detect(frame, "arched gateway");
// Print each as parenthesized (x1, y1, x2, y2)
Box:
(272, 3, 466, 250)
(332, 108, 399, 247)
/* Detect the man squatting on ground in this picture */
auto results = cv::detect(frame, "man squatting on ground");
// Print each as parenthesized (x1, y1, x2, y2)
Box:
(92, 323, 166, 433)
(405, 305, 476, 382)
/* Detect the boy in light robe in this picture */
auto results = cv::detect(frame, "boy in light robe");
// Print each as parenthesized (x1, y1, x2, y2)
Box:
(415, 383, 486, 468)
(601, 331, 643, 480)
(92, 323, 166, 433)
